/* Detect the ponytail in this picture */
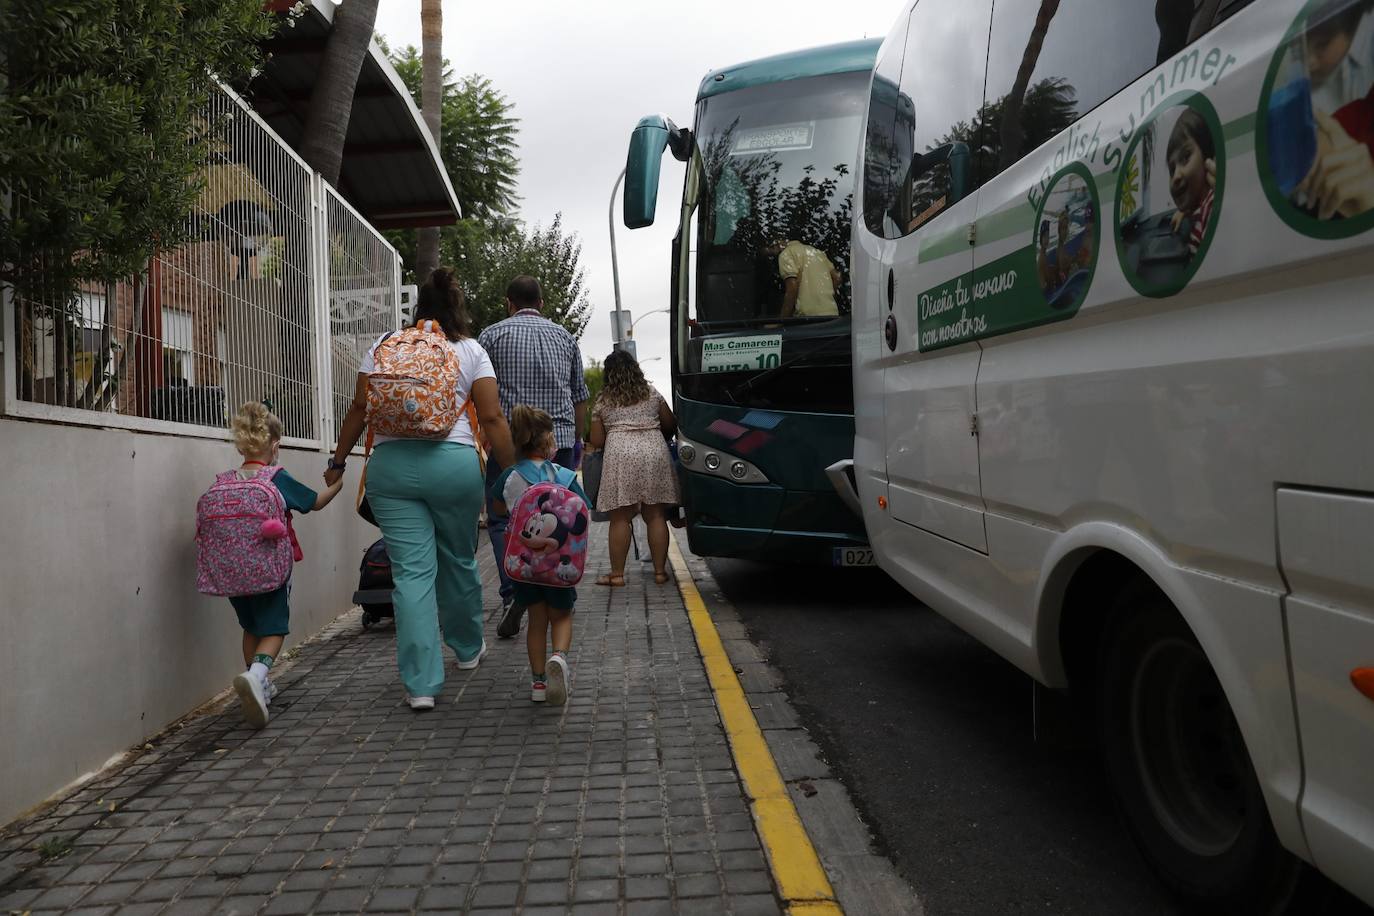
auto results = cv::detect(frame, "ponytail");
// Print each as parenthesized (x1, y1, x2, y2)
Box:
(413, 267, 471, 341)
(510, 404, 555, 457)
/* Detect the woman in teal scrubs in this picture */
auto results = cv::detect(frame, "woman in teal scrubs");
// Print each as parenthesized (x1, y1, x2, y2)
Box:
(326, 269, 515, 709)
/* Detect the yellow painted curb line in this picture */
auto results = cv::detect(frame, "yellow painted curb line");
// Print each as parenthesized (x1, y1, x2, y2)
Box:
(668, 537, 842, 914)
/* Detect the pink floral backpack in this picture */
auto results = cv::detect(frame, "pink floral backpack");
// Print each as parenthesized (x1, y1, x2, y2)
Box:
(503, 464, 590, 588)
(195, 466, 295, 597)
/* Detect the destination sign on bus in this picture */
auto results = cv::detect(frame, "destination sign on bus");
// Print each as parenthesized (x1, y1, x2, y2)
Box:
(730, 122, 814, 155)
(700, 334, 783, 373)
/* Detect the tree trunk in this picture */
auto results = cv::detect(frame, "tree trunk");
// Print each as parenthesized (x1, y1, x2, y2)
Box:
(415, 0, 443, 279)
(997, 0, 1061, 172)
(299, 0, 380, 186)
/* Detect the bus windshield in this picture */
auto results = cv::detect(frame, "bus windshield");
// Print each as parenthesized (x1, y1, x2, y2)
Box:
(690, 72, 865, 327)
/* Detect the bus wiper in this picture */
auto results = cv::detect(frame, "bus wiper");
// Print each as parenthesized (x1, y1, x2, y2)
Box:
(726, 334, 850, 404)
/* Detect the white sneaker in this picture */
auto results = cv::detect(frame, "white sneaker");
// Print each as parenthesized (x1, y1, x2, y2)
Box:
(407, 695, 435, 711)
(232, 673, 269, 729)
(531, 680, 547, 703)
(546, 654, 571, 706)
(264, 679, 278, 704)
(457, 639, 487, 671)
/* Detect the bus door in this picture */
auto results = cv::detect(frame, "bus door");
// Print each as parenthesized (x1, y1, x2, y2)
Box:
(882, 0, 993, 553)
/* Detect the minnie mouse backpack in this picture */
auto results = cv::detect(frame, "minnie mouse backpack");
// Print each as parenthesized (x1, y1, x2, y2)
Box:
(503, 464, 590, 588)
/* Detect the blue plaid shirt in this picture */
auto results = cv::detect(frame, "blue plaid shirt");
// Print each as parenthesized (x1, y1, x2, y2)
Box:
(478, 310, 590, 450)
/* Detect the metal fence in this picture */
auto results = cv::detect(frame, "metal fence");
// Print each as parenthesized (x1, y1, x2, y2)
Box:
(324, 187, 402, 445)
(2, 84, 402, 450)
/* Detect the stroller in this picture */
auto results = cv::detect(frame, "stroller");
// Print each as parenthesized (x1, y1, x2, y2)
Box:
(352, 538, 395, 629)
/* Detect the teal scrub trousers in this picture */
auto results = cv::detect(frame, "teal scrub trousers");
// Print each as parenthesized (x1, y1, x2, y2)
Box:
(365, 440, 485, 698)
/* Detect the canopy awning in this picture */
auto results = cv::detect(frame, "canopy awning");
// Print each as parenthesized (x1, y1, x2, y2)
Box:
(250, 0, 460, 229)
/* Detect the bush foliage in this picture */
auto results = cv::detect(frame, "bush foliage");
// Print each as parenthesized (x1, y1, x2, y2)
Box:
(0, 0, 276, 300)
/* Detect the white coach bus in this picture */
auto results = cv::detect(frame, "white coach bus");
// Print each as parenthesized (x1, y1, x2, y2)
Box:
(847, 0, 1374, 909)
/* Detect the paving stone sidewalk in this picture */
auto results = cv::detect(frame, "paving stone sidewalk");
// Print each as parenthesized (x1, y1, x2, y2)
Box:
(0, 526, 784, 915)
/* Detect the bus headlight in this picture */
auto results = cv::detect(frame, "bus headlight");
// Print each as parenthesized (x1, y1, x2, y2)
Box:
(675, 436, 769, 485)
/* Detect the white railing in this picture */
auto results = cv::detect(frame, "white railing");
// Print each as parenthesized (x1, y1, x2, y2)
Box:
(2, 84, 402, 451)
(323, 184, 402, 446)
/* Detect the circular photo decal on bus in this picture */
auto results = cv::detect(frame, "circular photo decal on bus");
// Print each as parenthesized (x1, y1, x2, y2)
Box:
(1258, 0, 1374, 239)
(1033, 162, 1100, 313)
(1114, 93, 1226, 298)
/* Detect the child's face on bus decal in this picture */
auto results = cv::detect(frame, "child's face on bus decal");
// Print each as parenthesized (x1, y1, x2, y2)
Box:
(1168, 132, 1208, 214)
(1306, 19, 1357, 85)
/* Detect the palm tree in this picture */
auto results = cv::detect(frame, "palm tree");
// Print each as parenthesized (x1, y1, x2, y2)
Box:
(997, 0, 1062, 172)
(299, 0, 381, 185)
(415, 0, 443, 279)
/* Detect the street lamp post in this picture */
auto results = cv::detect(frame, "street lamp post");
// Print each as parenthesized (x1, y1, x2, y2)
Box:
(609, 167, 627, 341)
(626, 308, 668, 339)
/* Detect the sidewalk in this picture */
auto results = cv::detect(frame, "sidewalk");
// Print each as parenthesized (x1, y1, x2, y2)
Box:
(0, 526, 795, 915)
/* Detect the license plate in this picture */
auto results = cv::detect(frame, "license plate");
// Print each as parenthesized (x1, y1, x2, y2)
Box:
(833, 547, 875, 567)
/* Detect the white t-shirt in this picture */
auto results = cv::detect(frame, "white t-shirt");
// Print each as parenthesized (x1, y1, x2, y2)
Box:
(359, 334, 494, 447)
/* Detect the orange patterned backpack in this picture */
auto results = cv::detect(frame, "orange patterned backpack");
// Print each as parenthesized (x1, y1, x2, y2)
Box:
(365, 320, 462, 439)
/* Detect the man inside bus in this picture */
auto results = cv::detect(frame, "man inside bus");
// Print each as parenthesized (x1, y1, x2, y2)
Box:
(764, 237, 841, 318)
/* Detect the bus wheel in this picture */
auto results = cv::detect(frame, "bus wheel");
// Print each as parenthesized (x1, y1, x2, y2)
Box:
(1096, 586, 1301, 913)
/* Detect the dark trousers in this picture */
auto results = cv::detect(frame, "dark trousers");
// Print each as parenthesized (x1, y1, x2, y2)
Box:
(486, 447, 576, 602)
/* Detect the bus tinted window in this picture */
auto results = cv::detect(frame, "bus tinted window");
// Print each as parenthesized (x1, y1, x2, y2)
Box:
(980, 0, 1249, 181)
(891, 0, 994, 236)
(695, 72, 865, 322)
(863, 26, 909, 239)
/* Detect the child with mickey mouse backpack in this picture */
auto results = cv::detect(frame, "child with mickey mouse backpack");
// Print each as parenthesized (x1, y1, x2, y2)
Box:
(492, 405, 590, 705)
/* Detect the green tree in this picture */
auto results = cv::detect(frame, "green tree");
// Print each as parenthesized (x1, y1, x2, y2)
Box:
(383, 42, 592, 339)
(1, 0, 274, 295)
(449, 213, 593, 337)
(1, 0, 275, 403)
(388, 46, 520, 222)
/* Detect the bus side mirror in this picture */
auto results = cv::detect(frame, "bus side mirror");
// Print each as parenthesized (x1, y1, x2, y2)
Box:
(948, 141, 971, 204)
(912, 141, 973, 205)
(625, 115, 692, 230)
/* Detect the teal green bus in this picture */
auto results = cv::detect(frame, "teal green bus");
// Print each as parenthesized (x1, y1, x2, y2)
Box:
(623, 40, 877, 566)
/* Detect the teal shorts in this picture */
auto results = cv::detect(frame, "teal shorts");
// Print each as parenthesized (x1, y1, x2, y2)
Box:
(229, 582, 291, 637)
(513, 583, 576, 612)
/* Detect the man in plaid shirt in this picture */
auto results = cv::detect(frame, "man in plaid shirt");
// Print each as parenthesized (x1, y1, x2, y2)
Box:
(479, 275, 590, 637)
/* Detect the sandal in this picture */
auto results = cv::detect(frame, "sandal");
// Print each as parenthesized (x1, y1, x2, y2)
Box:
(596, 574, 626, 587)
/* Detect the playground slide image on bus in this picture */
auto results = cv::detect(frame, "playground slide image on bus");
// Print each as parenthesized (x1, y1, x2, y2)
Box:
(1035, 167, 1098, 311)
(1260, 0, 1374, 237)
(1114, 96, 1224, 298)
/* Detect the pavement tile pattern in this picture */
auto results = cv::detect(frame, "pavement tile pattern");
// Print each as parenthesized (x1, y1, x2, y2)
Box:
(0, 526, 783, 915)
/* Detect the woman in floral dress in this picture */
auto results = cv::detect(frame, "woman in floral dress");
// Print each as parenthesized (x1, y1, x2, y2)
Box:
(587, 350, 681, 586)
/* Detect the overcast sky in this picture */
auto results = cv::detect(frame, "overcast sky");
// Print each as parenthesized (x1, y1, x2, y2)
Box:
(373, 0, 904, 394)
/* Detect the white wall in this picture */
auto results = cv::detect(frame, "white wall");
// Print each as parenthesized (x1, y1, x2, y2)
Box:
(0, 418, 378, 825)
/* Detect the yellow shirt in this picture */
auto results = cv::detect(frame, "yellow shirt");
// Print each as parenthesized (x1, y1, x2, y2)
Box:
(777, 241, 839, 316)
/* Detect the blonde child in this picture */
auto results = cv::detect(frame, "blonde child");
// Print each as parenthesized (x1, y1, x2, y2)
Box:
(225, 402, 341, 727)
(492, 405, 589, 705)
